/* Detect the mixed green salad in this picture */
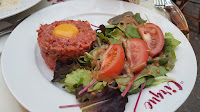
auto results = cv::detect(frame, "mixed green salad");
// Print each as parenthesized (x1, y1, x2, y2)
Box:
(52, 11, 181, 112)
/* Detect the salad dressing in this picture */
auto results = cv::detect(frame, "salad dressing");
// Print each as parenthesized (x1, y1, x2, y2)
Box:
(130, 62, 146, 73)
(119, 15, 139, 31)
(92, 71, 115, 83)
(91, 48, 106, 71)
(124, 61, 131, 75)
(117, 81, 130, 86)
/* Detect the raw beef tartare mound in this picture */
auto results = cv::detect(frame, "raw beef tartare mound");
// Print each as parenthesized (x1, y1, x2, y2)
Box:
(37, 20, 96, 70)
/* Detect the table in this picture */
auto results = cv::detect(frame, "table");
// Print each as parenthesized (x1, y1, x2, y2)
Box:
(0, 0, 189, 112)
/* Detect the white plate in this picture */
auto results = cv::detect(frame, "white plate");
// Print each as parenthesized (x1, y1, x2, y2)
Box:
(1, 0, 197, 112)
(0, 0, 41, 20)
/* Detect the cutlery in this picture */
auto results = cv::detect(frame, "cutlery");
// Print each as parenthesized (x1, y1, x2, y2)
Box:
(0, 17, 27, 37)
(154, 0, 189, 34)
(0, 21, 13, 30)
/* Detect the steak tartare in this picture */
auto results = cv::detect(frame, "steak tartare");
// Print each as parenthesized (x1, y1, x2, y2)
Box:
(37, 20, 96, 70)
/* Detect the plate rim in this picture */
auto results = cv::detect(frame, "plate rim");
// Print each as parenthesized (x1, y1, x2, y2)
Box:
(1, 0, 197, 112)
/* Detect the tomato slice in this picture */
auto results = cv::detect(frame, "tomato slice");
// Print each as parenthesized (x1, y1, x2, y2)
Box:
(138, 23, 165, 57)
(96, 44, 125, 82)
(125, 38, 148, 73)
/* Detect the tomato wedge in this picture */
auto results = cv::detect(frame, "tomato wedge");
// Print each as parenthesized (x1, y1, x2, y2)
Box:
(138, 23, 165, 57)
(96, 44, 125, 82)
(125, 38, 148, 73)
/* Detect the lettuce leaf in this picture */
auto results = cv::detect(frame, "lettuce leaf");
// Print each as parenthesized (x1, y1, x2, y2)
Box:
(125, 24, 141, 39)
(117, 24, 141, 39)
(115, 77, 130, 92)
(116, 65, 168, 93)
(97, 33, 109, 43)
(80, 85, 128, 112)
(165, 33, 181, 47)
(116, 77, 145, 93)
(163, 33, 181, 71)
(52, 59, 81, 82)
(107, 12, 146, 25)
(151, 76, 175, 86)
(107, 11, 134, 25)
(140, 66, 168, 78)
(105, 25, 116, 36)
(128, 77, 146, 94)
(133, 13, 147, 25)
(128, 76, 153, 94)
(75, 84, 93, 102)
(91, 81, 107, 91)
(145, 76, 155, 87)
(110, 28, 123, 40)
(110, 39, 119, 44)
(78, 47, 99, 66)
(64, 69, 106, 93)
(64, 69, 92, 93)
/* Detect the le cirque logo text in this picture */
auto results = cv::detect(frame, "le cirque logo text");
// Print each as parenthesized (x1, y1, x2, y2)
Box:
(144, 81, 184, 109)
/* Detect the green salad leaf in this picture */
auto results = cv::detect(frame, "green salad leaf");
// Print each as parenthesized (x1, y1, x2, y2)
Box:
(163, 33, 181, 71)
(78, 47, 99, 65)
(110, 28, 123, 40)
(104, 25, 116, 37)
(78, 52, 93, 64)
(64, 69, 106, 93)
(105, 24, 116, 29)
(159, 57, 169, 65)
(110, 39, 119, 44)
(116, 77, 146, 93)
(133, 13, 147, 25)
(64, 69, 92, 93)
(117, 24, 141, 39)
(91, 81, 107, 91)
(128, 77, 146, 94)
(151, 76, 175, 86)
(145, 76, 155, 87)
(115, 77, 130, 92)
(125, 24, 141, 39)
(97, 33, 109, 43)
(135, 66, 168, 81)
(116, 65, 168, 94)
(165, 33, 181, 47)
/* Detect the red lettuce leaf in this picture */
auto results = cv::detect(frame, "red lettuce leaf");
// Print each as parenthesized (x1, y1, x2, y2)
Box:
(79, 83, 128, 112)
(75, 84, 93, 102)
(52, 59, 81, 82)
(107, 11, 134, 25)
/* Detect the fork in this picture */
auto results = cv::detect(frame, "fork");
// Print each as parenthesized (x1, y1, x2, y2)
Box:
(154, 0, 169, 19)
(154, 0, 189, 34)
(154, 0, 165, 9)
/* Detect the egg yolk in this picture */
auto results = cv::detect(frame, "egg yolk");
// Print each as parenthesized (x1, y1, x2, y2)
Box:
(53, 24, 79, 37)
